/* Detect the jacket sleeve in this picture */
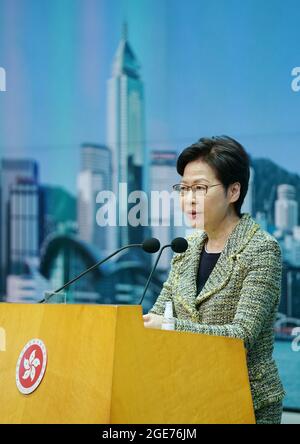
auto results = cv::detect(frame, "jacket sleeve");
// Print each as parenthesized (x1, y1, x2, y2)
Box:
(148, 254, 180, 316)
(175, 239, 282, 351)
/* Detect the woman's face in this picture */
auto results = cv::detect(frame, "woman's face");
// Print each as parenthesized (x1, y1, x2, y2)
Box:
(179, 159, 240, 230)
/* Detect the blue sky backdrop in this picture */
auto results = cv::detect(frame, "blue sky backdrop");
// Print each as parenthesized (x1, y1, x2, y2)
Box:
(0, 0, 300, 193)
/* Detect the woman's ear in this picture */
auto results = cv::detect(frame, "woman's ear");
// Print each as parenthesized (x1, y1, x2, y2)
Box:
(229, 182, 241, 204)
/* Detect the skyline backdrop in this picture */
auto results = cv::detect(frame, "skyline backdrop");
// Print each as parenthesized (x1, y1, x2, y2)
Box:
(0, 0, 300, 410)
(1, 0, 300, 194)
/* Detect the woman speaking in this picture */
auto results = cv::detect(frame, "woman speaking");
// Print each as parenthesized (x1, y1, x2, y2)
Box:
(143, 136, 285, 424)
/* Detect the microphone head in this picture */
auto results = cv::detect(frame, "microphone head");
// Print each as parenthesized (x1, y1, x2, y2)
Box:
(142, 238, 161, 253)
(171, 237, 188, 253)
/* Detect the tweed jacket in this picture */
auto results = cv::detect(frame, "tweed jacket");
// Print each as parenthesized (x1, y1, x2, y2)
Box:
(150, 213, 285, 411)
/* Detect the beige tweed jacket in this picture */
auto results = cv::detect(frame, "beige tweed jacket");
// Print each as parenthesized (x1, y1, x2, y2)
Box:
(150, 213, 285, 411)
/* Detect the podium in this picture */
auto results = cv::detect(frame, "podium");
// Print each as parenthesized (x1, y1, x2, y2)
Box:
(0, 303, 255, 424)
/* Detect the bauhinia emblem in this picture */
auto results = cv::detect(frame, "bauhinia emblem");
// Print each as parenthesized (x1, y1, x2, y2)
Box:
(16, 339, 47, 394)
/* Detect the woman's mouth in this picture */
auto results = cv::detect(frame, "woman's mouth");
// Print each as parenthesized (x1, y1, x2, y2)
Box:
(187, 210, 202, 220)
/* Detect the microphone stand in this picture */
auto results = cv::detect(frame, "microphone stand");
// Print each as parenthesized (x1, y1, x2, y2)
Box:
(39, 243, 142, 303)
(138, 244, 171, 305)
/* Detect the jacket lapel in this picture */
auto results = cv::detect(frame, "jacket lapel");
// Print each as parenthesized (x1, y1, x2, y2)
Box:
(175, 213, 261, 314)
(195, 245, 234, 305)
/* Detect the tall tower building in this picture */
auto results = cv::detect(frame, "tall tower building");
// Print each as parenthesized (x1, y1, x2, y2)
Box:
(77, 143, 113, 256)
(107, 24, 147, 247)
(9, 178, 39, 275)
(241, 166, 255, 216)
(275, 184, 298, 233)
(0, 159, 39, 296)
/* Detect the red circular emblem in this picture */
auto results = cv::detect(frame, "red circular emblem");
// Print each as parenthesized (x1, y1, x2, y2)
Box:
(16, 339, 47, 395)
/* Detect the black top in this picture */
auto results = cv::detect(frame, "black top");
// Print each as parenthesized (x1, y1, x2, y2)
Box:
(196, 246, 221, 294)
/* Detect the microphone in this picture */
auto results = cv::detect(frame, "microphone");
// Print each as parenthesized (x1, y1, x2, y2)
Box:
(39, 238, 160, 303)
(138, 237, 188, 306)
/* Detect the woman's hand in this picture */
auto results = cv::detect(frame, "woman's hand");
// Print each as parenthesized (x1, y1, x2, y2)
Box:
(143, 313, 164, 329)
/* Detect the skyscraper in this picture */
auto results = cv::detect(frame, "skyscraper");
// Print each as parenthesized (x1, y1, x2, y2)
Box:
(150, 151, 185, 270)
(0, 159, 39, 296)
(275, 184, 298, 233)
(241, 166, 255, 216)
(77, 143, 113, 256)
(9, 178, 39, 275)
(6, 179, 47, 303)
(107, 24, 147, 247)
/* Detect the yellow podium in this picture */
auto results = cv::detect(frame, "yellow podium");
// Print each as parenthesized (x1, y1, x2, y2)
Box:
(0, 303, 255, 424)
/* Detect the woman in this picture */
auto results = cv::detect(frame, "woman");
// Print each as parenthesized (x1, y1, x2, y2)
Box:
(143, 136, 285, 424)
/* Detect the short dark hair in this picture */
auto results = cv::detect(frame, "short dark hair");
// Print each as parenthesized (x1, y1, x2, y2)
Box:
(176, 136, 250, 217)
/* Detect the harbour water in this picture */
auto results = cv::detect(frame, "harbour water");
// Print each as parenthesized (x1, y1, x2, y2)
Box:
(274, 340, 300, 410)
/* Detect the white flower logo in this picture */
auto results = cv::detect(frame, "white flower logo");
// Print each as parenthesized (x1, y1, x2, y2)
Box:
(22, 349, 40, 382)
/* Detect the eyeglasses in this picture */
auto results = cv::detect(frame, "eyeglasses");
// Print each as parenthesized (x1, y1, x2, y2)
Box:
(172, 183, 223, 196)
